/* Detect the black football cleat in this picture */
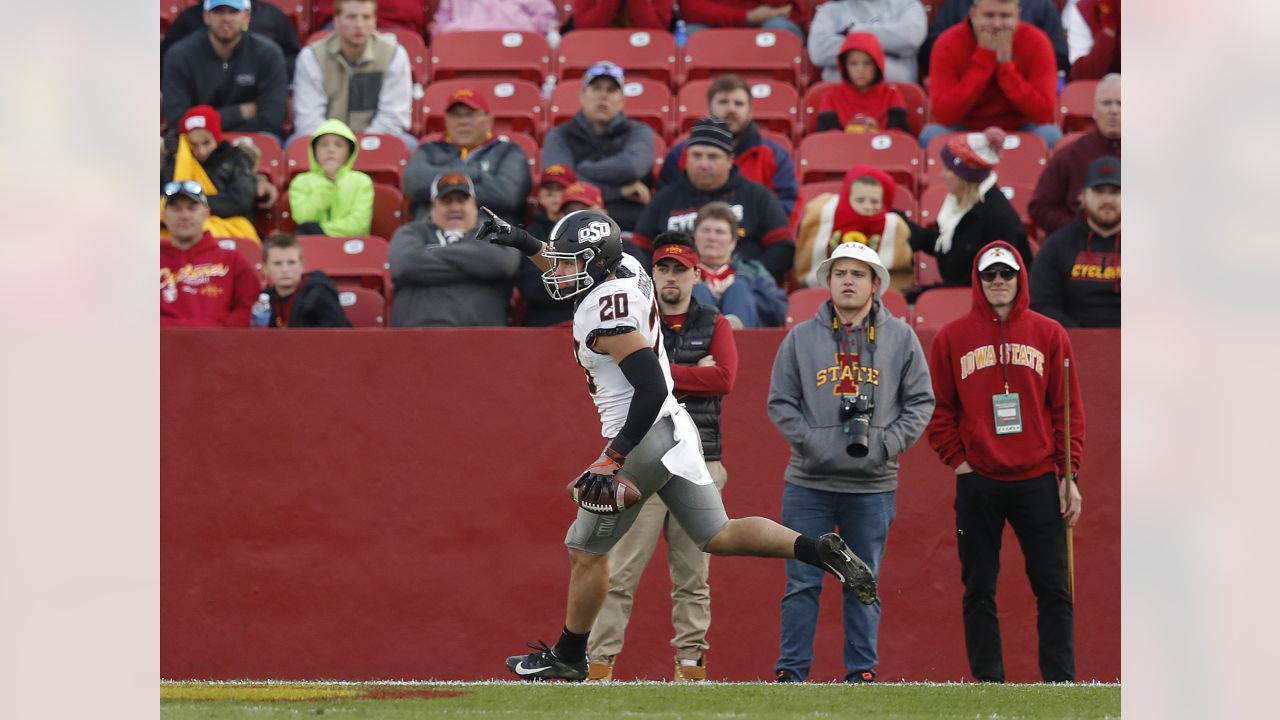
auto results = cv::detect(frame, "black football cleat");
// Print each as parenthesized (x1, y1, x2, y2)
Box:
(506, 640, 589, 682)
(817, 533, 878, 605)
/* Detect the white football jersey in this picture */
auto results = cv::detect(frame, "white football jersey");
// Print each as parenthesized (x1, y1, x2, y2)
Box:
(572, 253, 680, 439)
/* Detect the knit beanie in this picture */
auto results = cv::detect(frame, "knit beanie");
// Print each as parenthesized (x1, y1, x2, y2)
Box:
(687, 116, 735, 154)
(939, 126, 1005, 183)
(179, 105, 223, 144)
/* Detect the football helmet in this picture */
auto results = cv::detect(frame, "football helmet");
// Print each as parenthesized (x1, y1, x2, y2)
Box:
(541, 210, 623, 300)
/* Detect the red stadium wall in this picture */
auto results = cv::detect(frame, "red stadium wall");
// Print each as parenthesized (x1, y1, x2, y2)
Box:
(161, 328, 1119, 682)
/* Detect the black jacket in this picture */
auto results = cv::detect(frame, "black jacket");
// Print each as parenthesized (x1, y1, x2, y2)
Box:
(661, 298, 725, 460)
(162, 3, 300, 82)
(267, 271, 352, 328)
(162, 29, 289, 137)
(161, 139, 258, 220)
(909, 184, 1033, 287)
(1030, 217, 1120, 328)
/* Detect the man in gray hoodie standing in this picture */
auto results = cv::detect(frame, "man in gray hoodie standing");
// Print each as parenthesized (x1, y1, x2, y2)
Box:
(767, 242, 934, 683)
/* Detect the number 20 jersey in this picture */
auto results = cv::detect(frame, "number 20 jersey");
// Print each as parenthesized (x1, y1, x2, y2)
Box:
(572, 253, 680, 440)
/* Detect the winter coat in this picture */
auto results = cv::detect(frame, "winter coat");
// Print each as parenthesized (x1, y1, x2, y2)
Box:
(287, 119, 375, 237)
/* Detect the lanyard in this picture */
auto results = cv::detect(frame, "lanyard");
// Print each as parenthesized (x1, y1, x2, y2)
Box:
(998, 318, 1010, 394)
(832, 302, 876, 397)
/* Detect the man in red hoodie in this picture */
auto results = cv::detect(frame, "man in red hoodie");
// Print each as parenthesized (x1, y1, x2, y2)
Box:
(924, 240, 1084, 683)
(160, 181, 261, 327)
(920, 0, 1061, 149)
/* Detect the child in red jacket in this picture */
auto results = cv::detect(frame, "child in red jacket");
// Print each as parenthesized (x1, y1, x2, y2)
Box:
(816, 32, 908, 134)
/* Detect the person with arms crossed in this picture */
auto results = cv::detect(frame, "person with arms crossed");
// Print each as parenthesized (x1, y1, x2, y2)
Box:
(925, 241, 1084, 683)
(479, 207, 879, 681)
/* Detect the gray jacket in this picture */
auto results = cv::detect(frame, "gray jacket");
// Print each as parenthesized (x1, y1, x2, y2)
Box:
(388, 219, 521, 327)
(402, 137, 532, 224)
(767, 298, 934, 493)
(540, 112, 655, 204)
(808, 0, 929, 84)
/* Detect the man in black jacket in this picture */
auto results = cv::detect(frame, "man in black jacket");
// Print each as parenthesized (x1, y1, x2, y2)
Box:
(161, 0, 300, 83)
(262, 234, 352, 328)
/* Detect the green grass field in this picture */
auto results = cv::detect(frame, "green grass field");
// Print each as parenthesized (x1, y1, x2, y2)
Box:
(160, 681, 1121, 718)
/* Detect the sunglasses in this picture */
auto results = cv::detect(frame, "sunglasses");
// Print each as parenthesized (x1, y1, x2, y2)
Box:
(979, 267, 1017, 283)
(163, 180, 205, 197)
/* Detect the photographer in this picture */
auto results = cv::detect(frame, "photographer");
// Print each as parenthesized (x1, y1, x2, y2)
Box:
(766, 242, 934, 683)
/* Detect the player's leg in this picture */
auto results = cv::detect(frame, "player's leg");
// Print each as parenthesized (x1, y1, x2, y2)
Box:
(956, 471, 1011, 682)
(1006, 473, 1074, 683)
(665, 460, 728, 680)
(834, 490, 896, 682)
(587, 494, 668, 679)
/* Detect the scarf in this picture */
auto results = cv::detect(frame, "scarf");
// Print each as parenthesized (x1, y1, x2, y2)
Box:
(934, 173, 998, 255)
(699, 263, 736, 301)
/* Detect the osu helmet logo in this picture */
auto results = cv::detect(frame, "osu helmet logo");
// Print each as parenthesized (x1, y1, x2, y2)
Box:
(578, 220, 612, 243)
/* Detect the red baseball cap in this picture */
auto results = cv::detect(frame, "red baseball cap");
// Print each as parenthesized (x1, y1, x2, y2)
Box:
(447, 87, 490, 113)
(653, 242, 699, 270)
(539, 164, 577, 188)
(561, 181, 604, 209)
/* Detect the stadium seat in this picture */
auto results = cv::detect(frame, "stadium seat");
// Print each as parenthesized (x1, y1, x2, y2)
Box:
(999, 183, 1036, 237)
(215, 237, 265, 287)
(261, 0, 311, 44)
(676, 78, 799, 140)
(285, 134, 409, 187)
(555, 29, 678, 88)
(914, 250, 942, 287)
(652, 134, 668, 177)
(800, 81, 840, 135)
(161, 0, 182, 34)
(1058, 79, 1098, 133)
(917, 182, 948, 227)
(923, 131, 1047, 189)
(785, 286, 906, 325)
(337, 287, 387, 327)
(797, 130, 921, 190)
(430, 31, 551, 85)
(296, 234, 391, 296)
(913, 286, 970, 331)
(225, 132, 285, 190)
(894, 183, 918, 221)
(548, 78, 672, 141)
(1055, 131, 1088, 154)
(881, 288, 909, 319)
(420, 78, 545, 139)
(678, 28, 804, 86)
(795, 180, 842, 211)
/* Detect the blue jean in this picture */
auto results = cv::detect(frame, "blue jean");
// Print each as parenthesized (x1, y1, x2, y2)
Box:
(918, 122, 1063, 150)
(691, 283, 761, 328)
(684, 17, 806, 43)
(777, 483, 896, 678)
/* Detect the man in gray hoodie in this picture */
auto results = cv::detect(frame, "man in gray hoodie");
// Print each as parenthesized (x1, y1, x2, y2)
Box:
(388, 173, 521, 327)
(767, 242, 934, 683)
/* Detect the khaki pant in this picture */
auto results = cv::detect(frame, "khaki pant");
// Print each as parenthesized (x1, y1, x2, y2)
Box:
(587, 460, 728, 663)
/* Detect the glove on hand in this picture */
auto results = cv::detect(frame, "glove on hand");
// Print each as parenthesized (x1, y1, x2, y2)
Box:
(572, 446, 626, 508)
(477, 206, 542, 256)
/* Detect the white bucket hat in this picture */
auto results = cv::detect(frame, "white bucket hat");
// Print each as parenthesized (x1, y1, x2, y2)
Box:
(816, 242, 891, 298)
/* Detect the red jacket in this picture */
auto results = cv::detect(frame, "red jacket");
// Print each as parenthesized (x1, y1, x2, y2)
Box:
(160, 232, 261, 328)
(570, 0, 673, 29)
(925, 240, 1085, 481)
(817, 32, 907, 132)
(1068, 0, 1121, 81)
(680, 0, 811, 28)
(929, 20, 1057, 130)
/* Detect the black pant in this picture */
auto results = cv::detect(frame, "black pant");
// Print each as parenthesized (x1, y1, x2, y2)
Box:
(955, 472, 1074, 682)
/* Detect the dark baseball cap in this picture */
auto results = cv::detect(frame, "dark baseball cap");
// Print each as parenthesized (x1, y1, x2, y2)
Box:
(431, 172, 475, 201)
(1084, 156, 1120, 189)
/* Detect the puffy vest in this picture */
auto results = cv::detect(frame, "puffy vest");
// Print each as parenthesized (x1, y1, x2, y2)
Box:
(316, 32, 397, 133)
(662, 298, 724, 460)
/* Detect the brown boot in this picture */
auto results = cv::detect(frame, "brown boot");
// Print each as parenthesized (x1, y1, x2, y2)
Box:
(673, 655, 707, 682)
(587, 656, 614, 681)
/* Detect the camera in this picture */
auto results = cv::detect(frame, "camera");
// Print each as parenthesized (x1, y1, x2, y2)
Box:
(839, 394, 875, 458)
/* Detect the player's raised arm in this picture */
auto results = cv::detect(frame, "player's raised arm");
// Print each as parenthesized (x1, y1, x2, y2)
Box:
(477, 206, 552, 272)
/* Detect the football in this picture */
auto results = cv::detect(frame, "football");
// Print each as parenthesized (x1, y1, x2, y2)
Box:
(566, 475, 643, 515)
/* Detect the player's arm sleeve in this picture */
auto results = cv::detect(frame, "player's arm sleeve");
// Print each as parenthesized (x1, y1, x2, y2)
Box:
(610, 346, 667, 457)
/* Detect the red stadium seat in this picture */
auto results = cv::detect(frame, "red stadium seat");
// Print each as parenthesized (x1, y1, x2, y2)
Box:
(676, 78, 799, 140)
(420, 78, 545, 139)
(800, 81, 840, 135)
(430, 31, 551, 85)
(215, 237, 266, 287)
(548, 78, 672, 141)
(915, 250, 942, 287)
(296, 234, 391, 296)
(1058, 79, 1098, 133)
(161, 0, 182, 34)
(285, 134, 409, 187)
(893, 183, 918, 221)
(260, 0, 311, 42)
(555, 29, 679, 88)
(921, 131, 959, 189)
(881, 288, 909, 319)
(801, 81, 926, 137)
(917, 182, 948, 227)
(337, 286, 387, 327)
(225, 132, 285, 190)
(785, 286, 906, 325)
(797, 130, 921, 190)
(652, 134, 668, 177)
(999, 182, 1036, 237)
(913, 286, 970, 331)
(678, 28, 804, 86)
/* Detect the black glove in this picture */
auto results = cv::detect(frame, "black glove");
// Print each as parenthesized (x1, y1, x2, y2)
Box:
(477, 206, 542, 256)
(572, 446, 625, 508)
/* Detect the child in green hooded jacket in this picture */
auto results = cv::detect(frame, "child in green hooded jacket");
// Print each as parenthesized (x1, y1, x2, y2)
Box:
(288, 119, 373, 236)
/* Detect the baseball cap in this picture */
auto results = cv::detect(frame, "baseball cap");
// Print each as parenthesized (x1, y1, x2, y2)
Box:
(976, 244, 1021, 272)
(538, 164, 577, 188)
(653, 242, 699, 270)
(815, 242, 890, 297)
(582, 60, 625, 89)
(560, 181, 604, 209)
(204, 0, 249, 10)
(430, 172, 475, 201)
(446, 87, 490, 113)
(1084, 155, 1120, 189)
(163, 180, 209, 206)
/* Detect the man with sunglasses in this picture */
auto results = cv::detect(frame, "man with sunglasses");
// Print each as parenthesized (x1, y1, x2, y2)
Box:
(161, 181, 262, 327)
(924, 240, 1085, 683)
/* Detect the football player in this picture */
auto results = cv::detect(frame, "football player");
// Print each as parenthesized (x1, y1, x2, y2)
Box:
(479, 207, 879, 681)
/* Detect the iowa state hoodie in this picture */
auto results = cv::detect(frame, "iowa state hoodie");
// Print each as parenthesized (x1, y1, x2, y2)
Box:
(925, 240, 1085, 481)
(160, 231, 261, 327)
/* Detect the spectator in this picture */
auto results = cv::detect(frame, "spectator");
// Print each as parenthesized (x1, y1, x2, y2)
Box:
(286, 119, 374, 237)
(161, 182, 261, 327)
(162, 0, 301, 83)
(920, 0, 1061, 149)
(403, 87, 532, 225)
(808, 0, 927, 84)
(388, 173, 521, 327)
(163, 0, 288, 139)
(292, 0, 415, 150)
(542, 61, 656, 232)
(680, 0, 811, 41)
(919, 0, 1068, 79)
(586, 232, 738, 682)
(529, 164, 578, 241)
(767, 241, 934, 683)
(690, 202, 788, 328)
(312, 0, 425, 32)
(430, 0, 558, 37)
(260, 233, 353, 327)
(516, 181, 606, 327)
(794, 164, 913, 291)
(1063, 0, 1118, 80)
(1030, 156, 1119, 328)
(925, 240, 1084, 684)
(908, 128, 1033, 287)
(566, 0, 673, 29)
(1028, 73, 1120, 236)
(161, 105, 260, 241)
(659, 74, 799, 215)
(634, 117, 793, 279)
(815, 32, 909, 134)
